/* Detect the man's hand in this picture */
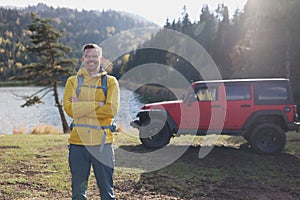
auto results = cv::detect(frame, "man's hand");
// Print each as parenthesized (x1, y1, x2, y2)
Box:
(69, 97, 104, 107)
(98, 101, 105, 107)
(69, 97, 79, 102)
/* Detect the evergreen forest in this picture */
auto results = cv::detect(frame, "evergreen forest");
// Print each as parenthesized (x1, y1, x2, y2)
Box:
(1, 0, 300, 102)
(0, 3, 157, 81)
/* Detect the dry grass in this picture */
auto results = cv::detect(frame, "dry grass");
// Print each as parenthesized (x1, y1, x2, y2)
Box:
(13, 125, 62, 135)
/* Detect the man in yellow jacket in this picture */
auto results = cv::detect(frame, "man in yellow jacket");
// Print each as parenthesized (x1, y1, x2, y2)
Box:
(63, 43, 120, 200)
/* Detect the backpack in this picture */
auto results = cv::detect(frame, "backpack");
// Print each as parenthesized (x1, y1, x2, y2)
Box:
(76, 74, 107, 97)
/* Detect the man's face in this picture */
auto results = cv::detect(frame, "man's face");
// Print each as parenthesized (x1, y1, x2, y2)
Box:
(82, 48, 101, 74)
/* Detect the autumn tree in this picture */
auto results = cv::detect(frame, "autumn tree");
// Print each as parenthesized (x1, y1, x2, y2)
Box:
(18, 13, 77, 133)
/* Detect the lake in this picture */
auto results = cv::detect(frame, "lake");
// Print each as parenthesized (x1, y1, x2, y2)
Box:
(0, 86, 143, 134)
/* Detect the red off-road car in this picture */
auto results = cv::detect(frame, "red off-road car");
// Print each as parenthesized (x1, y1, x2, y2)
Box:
(131, 78, 300, 154)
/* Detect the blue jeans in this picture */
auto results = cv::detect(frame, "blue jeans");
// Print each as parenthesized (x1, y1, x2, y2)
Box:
(68, 144, 115, 200)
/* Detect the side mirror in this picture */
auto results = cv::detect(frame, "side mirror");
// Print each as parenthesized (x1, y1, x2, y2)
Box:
(188, 94, 197, 106)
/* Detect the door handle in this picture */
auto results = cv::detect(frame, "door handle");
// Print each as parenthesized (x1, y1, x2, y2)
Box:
(212, 105, 220, 108)
(241, 104, 251, 108)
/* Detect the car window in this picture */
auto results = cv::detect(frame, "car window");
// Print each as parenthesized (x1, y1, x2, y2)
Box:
(258, 85, 288, 100)
(196, 88, 217, 101)
(226, 85, 251, 100)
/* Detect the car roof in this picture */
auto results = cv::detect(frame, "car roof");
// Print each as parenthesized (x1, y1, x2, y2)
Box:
(192, 78, 290, 85)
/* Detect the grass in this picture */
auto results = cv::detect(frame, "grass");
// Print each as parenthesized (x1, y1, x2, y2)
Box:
(0, 134, 70, 199)
(0, 81, 33, 87)
(0, 131, 300, 199)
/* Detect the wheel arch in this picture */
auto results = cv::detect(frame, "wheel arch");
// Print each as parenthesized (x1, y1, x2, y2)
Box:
(243, 110, 290, 135)
(137, 109, 178, 132)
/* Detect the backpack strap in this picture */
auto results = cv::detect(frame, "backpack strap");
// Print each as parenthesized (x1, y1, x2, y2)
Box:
(72, 122, 117, 152)
(75, 74, 107, 97)
(101, 75, 107, 96)
(76, 75, 84, 97)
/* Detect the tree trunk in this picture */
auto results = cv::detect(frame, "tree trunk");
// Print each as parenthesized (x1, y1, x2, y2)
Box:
(285, 0, 290, 78)
(53, 81, 70, 133)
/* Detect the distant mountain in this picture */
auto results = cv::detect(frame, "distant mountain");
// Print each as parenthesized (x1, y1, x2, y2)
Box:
(119, 11, 160, 26)
(0, 3, 160, 81)
(25, 3, 159, 26)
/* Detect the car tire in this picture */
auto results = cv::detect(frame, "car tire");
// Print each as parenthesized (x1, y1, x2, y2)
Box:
(139, 118, 172, 148)
(250, 123, 286, 154)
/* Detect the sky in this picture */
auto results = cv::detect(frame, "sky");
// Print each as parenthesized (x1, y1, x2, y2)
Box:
(0, 0, 248, 26)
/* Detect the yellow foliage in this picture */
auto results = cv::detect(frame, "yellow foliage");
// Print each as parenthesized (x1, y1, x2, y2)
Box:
(23, 29, 32, 36)
(16, 42, 26, 51)
(15, 17, 20, 25)
(13, 127, 27, 134)
(15, 62, 23, 69)
(106, 26, 115, 34)
(31, 125, 62, 135)
(53, 17, 62, 24)
(123, 53, 130, 64)
(5, 31, 13, 38)
(0, 37, 10, 44)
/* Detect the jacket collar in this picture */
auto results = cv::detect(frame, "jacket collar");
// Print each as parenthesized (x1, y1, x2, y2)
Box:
(77, 67, 107, 78)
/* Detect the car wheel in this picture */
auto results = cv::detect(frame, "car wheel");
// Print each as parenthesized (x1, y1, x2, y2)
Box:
(250, 123, 286, 154)
(139, 118, 172, 148)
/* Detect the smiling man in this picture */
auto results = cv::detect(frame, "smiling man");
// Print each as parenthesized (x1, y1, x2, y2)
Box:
(63, 43, 120, 200)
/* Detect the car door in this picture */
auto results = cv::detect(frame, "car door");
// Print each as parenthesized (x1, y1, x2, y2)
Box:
(224, 83, 253, 130)
(183, 83, 223, 131)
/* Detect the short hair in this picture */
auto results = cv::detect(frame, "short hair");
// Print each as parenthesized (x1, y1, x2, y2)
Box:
(81, 43, 102, 57)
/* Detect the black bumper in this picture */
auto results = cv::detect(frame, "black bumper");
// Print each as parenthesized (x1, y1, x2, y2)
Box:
(289, 122, 300, 132)
(130, 120, 141, 129)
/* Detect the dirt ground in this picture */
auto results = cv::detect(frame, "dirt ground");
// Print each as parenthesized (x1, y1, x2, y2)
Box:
(112, 141, 300, 200)
(1, 134, 299, 200)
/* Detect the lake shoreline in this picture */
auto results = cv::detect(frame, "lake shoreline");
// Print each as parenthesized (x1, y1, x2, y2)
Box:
(0, 86, 142, 134)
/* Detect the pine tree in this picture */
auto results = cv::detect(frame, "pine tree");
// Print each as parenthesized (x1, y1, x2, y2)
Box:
(19, 13, 77, 133)
(181, 5, 191, 34)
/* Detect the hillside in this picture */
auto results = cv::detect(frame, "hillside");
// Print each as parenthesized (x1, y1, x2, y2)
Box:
(0, 3, 159, 81)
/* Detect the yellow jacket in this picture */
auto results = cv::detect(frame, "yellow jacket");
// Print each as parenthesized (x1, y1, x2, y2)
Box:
(63, 67, 120, 145)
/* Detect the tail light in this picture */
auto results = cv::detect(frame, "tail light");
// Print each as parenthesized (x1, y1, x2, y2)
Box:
(294, 105, 299, 121)
(284, 106, 291, 113)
